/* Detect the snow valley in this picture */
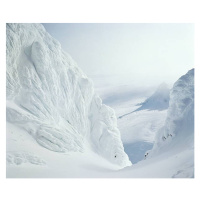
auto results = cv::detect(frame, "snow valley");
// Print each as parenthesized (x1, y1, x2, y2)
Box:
(6, 23, 194, 178)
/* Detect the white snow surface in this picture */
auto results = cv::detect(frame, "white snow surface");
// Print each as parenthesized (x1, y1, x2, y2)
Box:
(6, 23, 131, 168)
(6, 23, 194, 178)
(146, 69, 194, 176)
(151, 69, 194, 154)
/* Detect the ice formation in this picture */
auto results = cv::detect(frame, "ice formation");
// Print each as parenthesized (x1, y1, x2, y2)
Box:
(6, 23, 131, 167)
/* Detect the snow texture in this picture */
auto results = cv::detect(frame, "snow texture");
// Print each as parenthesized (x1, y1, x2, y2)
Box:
(150, 69, 194, 159)
(6, 23, 131, 167)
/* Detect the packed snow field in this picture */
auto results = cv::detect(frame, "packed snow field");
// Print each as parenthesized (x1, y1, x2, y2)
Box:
(6, 23, 194, 178)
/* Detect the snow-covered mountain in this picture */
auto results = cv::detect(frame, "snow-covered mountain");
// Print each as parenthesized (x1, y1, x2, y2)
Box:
(151, 69, 194, 153)
(6, 23, 131, 167)
(135, 82, 170, 111)
(145, 69, 194, 176)
(118, 83, 169, 119)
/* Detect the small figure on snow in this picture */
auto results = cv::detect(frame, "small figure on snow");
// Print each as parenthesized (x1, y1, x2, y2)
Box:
(144, 152, 149, 159)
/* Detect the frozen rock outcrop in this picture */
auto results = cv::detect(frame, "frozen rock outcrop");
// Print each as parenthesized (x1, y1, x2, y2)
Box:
(6, 23, 131, 167)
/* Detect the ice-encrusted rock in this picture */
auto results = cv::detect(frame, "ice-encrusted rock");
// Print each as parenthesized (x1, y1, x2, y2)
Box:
(150, 69, 194, 155)
(6, 23, 131, 167)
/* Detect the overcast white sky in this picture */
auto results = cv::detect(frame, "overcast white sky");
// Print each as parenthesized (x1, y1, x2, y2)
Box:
(43, 23, 194, 87)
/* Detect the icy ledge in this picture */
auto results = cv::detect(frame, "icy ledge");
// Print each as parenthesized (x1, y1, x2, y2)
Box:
(6, 23, 131, 167)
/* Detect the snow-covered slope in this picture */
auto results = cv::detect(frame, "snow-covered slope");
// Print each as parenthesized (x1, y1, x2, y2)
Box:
(151, 69, 194, 154)
(145, 69, 194, 176)
(6, 23, 131, 167)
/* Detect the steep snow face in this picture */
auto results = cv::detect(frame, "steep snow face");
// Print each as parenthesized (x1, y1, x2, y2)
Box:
(150, 69, 194, 156)
(136, 83, 170, 111)
(6, 23, 130, 167)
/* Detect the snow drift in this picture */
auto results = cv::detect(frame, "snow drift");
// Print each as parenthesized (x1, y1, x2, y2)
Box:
(6, 23, 131, 167)
(149, 69, 194, 156)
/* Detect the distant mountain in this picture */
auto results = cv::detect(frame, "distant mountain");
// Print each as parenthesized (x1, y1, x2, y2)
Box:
(135, 82, 170, 111)
(118, 83, 169, 119)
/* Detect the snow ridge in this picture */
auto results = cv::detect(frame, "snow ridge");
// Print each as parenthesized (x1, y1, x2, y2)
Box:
(6, 23, 131, 167)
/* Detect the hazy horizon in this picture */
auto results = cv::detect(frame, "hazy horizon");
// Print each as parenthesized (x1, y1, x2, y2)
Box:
(43, 23, 194, 88)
